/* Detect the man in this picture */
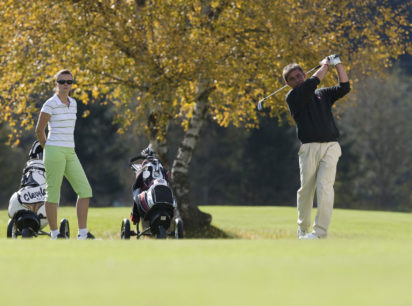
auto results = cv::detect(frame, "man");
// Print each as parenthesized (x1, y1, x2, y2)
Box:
(283, 55, 350, 239)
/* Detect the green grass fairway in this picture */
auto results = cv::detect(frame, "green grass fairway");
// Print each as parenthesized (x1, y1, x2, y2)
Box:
(1, 206, 412, 306)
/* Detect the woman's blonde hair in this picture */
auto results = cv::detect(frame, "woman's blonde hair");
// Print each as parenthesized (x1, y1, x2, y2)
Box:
(54, 69, 73, 81)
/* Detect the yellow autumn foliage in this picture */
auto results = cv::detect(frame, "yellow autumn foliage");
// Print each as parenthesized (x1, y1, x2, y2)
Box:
(0, 0, 410, 143)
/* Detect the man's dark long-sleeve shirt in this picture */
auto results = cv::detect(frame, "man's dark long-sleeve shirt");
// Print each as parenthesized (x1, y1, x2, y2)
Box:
(285, 76, 350, 144)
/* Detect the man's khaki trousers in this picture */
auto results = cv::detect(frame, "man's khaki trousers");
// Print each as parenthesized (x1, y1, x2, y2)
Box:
(297, 142, 341, 238)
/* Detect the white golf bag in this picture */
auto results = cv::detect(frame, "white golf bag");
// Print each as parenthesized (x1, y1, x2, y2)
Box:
(7, 141, 48, 237)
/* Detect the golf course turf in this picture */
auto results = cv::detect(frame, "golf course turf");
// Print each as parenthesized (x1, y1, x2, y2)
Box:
(1, 206, 411, 306)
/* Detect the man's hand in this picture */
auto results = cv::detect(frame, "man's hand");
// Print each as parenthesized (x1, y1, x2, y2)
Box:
(328, 54, 341, 66)
(319, 56, 330, 66)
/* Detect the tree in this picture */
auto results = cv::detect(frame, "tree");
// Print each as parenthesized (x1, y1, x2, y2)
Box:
(60, 97, 146, 206)
(0, 124, 26, 208)
(188, 119, 249, 205)
(0, 0, 411, 228)
(240, 117, 300, 205)
(189, 117, 301, 206)
(336, 68, 412, 210)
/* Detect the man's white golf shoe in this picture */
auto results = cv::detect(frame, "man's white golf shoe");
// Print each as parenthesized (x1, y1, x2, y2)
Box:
(299, 233, 320, 240)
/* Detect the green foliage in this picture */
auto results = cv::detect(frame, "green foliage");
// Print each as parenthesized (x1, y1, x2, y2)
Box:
(189, 117, 300, 205)
(0, 124, 26, 207)
(336, 68, 412, 210)
(188, 120, 249, 205)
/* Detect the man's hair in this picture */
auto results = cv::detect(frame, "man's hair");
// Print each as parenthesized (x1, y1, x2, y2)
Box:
(282, 64, 303, 82)
(54, 69, 73, 81)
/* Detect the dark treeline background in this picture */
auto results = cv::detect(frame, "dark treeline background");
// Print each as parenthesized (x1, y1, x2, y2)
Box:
(1, 62, 411, 211)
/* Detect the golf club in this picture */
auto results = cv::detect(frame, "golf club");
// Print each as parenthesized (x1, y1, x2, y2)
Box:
(257, 64, 321, 111)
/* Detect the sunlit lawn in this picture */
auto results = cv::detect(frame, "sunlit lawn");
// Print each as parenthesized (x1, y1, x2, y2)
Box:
(1, 206, 411, 306)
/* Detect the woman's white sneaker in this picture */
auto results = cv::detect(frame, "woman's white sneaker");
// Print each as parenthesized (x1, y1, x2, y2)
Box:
(77, 232, 95, 240)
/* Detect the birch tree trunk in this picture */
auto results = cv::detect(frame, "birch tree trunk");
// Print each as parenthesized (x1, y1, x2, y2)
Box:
(171, 76, 213, 228)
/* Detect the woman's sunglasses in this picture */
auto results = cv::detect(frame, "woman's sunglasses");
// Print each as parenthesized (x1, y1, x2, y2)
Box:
(57, 80, 74, 85)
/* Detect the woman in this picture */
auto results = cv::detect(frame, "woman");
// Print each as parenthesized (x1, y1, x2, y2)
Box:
(35, 69, 94, 240)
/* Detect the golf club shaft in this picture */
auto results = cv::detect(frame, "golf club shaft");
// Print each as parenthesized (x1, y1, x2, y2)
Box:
(258, 64, 321, 106)
(305, 64, 322, 75)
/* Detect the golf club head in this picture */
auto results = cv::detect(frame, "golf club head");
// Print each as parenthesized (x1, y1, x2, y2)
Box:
(257, 99, 264, 111)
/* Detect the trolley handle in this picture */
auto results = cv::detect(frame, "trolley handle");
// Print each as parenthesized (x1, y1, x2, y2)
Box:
(129, 155, 145, 165)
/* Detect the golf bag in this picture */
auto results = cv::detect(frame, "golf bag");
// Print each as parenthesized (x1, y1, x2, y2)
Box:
(7, 141, 48, 238)
(121, 146, 183, 239)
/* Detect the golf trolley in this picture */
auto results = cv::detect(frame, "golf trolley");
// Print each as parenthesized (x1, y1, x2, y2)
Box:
(121, 146, 183, 239)
(7, 211, 70, 239)
(6, 141, 70, 239)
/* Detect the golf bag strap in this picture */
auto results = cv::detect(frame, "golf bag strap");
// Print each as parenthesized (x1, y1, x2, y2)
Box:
(23, 166, 45, 174)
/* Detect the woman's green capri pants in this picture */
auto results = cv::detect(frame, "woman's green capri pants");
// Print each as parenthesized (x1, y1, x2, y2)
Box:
(44, 145, 92, 203)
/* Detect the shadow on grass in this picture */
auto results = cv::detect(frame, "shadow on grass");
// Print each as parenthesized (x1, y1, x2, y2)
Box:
(184, 224, 237, 239)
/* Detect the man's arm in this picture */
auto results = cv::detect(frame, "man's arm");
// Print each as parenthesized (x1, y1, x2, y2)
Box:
(318, 56, 351, 104)
(328, 54, 349, 83)
(335, 63, 349, 83)
(312, 57, 330, 82)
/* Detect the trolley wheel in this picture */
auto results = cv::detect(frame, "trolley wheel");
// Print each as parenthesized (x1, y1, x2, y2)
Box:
(174, 218, 184, 239)
(59, 218, 70, 239)
(21, 227, 34, 238)
(121, 218, 131, 239)
(156, 225, 166, 239)
(7, 219, 17, 238)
